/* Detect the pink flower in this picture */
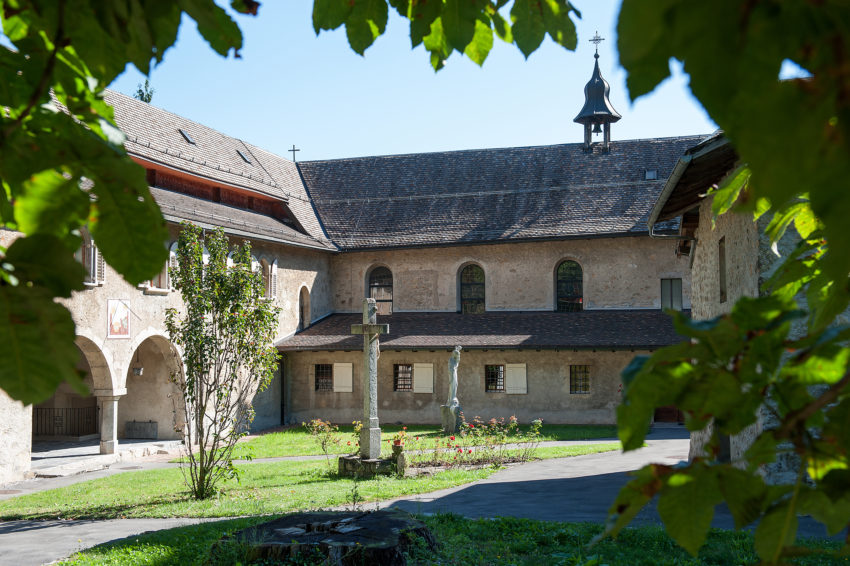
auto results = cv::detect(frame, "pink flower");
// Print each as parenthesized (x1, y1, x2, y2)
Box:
(403, 426, 407, 430)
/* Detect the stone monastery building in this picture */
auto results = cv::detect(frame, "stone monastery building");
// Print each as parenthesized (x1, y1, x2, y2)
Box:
(0, 58, 710, 485)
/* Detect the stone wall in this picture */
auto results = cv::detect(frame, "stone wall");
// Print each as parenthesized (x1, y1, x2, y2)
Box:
(285, 349, 638, 425)
(687, 197, 760, 461)
(0, 390, 31, 486)
(330, 236, 691, 313)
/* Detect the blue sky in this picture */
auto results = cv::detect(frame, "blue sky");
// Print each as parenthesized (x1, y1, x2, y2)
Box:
(109, 1, 717, 162)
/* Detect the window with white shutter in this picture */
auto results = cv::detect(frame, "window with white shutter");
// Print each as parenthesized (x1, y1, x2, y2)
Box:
(333, 363, 353, 393)
(271, 259, 278, 301)
(505, 363, 527, 394)
(95, 245, 105, 284)
(413, 363, 434, 393)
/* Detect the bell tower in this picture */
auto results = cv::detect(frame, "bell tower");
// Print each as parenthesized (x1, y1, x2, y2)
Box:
(574, 32, 621, 152)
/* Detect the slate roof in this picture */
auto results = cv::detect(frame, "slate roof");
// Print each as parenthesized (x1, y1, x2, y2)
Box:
(297, 136, 706, 250)
(277, 310, 686, 351)
(151, 187, 335, 250)
(105, 90, 331, 246)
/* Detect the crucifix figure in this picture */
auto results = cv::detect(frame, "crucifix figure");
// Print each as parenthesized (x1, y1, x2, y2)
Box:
(351, 298, 389, 459)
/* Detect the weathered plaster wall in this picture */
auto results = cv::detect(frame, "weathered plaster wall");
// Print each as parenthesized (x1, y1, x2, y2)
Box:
(251, 367, 282, 431)
(285, 349, 638, 425)
(0, 390, 31, 486)
(330, 237, 691, 313)
(119, 338, 184, 440)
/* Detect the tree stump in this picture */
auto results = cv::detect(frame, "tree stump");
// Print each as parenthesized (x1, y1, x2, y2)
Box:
(216, 509, 436, 565)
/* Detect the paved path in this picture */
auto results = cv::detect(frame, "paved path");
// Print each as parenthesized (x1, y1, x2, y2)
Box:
(0, 427, 838, 565)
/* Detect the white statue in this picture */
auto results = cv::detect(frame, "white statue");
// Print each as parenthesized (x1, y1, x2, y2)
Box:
(446, 345, 462, 407)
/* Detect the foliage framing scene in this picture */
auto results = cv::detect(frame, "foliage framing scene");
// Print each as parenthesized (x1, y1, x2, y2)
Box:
(0, 0, 848, 564)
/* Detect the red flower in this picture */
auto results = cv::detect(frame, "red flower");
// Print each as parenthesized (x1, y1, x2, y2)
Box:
(469, 424, 474, 428)
(347, 441, 351, 445)
(403, 426, 407, 430)
(450, 436, 455, 441)
(457, 448, 462, 453)
(468, 449, 472, 454)
(455, 444, 459, 448)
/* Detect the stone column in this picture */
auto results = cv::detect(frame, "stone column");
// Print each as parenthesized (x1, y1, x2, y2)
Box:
(350, 299, 388, 461)
(98, 395, 120, 454)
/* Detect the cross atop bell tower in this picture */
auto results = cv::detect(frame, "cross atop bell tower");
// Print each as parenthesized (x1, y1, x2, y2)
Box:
(574, 32, 621, 152)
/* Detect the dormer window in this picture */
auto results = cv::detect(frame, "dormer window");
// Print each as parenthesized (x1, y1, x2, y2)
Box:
(645, 169, 658, 180)
(178, 129, 196, 144)
(236, 149, 251, 164)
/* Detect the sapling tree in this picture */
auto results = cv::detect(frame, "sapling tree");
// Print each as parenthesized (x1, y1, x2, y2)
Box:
(166, 224, 279, 500)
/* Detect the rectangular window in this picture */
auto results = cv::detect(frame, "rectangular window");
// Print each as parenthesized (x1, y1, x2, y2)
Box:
(315, 364, 332, 391)
(719, 237, 727, 304)
(485, 364, 505, 392)
(660, 278, 683, 311)
(570, 365, 590, 394)
(394, 364, 413, 391)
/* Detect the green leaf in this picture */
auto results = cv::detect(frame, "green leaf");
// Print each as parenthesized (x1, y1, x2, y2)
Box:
(345, 0, 389, 55)
(0, 286, 85, 405)
(408, 0, 444, 48)
(541, 0, 577, 50)
(510, 0, 545, 58)
(179, 0, 244, 57)
(617, 0, 677, 99)
(313, 0, 353, 32)
(716, 467, 769, 528)
(463, 17, 494, 66)
(13, 170, 90, 239)
(754, 503, 798, 562)
(709, 164, 751, 225)
(442, 0, 480, 54)
(657, 469, 720, 555)
(3, 234, 86, 298)
(423, 17, 451, 70)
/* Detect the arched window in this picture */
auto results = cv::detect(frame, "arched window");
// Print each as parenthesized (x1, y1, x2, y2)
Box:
(298, 286, 311, 330)
(368, 266, 393, 315)
(556, 260, 583, 312)
(460, 264, 485, 314)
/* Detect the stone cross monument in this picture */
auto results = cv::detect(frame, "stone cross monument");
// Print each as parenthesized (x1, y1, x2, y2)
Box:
(351, 298, 389, 460)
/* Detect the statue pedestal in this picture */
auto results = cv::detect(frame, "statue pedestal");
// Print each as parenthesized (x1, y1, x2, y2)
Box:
(441, 404, 462, 435)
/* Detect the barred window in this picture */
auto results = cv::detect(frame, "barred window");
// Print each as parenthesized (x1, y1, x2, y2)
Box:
(570, 365, 590, 394)
(394, 364, 413, 391)
(556, 260, 583, 312)
(460, 264, 485, 314)
(485, 364, 505, 392)
(369, 266, 393, 315)
(315, 364, 333, 391)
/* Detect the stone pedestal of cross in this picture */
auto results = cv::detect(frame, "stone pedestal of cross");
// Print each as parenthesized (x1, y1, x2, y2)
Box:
(351, 298, 389, 460)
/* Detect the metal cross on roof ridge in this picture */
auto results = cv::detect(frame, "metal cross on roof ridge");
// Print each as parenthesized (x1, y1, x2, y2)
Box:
(590, 31, 604, 54)
(289, 144, 300, 162)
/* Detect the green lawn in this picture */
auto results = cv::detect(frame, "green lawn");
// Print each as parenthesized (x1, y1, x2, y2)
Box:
(0, 443, 618, 520)
(229, 423, 618, 460)
(57, 514, 847, 566)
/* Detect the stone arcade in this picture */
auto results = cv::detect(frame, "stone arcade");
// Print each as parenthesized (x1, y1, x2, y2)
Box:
(1, 51, 705, 485)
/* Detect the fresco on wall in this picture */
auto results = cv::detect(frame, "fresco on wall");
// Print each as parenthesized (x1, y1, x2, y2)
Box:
(107, 299, 130, 338)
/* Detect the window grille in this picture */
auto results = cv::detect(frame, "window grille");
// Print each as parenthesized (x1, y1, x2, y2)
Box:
(369, 266, 393, 315)
(460, 264, 485, 314)
(315, 364, 333, 391)
(394, 364, 413, 391)
(570, 365, 590, 394)
(485, 364, 505, 392)
(556, 260, 583, 312)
